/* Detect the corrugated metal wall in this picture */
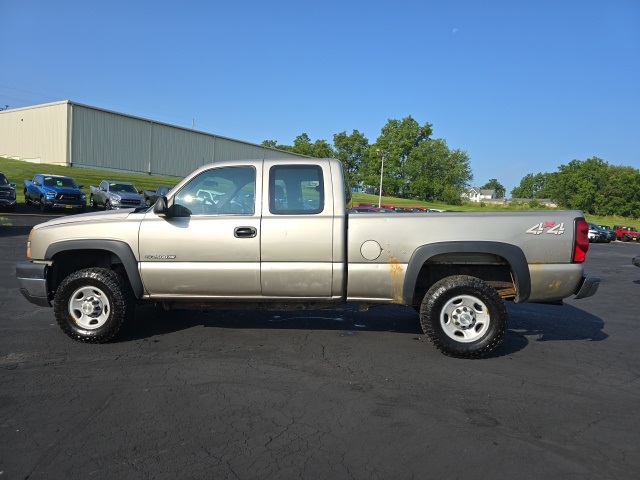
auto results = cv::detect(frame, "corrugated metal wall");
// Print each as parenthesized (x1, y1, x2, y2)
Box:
(0, 101, 307, 178)
(69, 103, 306, 178)
(150, 123, 216, 177)
(72, 105, 151, 172)
(0, 101, 69, 165)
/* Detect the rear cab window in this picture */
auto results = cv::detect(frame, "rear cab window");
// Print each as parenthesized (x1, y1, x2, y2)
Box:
(269, 165, 324, 215)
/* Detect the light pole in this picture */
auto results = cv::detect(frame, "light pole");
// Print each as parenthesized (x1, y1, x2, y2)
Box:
(376, 149, 387, 208)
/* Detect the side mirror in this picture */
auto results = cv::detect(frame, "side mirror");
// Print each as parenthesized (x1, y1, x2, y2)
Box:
(153, 196, 170, 217)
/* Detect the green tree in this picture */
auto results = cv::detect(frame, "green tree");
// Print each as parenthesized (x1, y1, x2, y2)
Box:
(310, 139, 335, 159)
(363, 116, 433, 196)
(480, 179, 505, 199)
(511, 172, 551, 199)
(263, 133, 334, 158)
(333, 130, 369, 191)
(597, 165, 640, 217)
(404, 138, 473, 203)
(546, 157, 609, 214)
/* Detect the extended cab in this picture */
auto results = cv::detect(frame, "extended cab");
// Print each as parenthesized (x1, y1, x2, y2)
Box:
(16, 159, 600, 358)
(89, 180, 145, 210)
(24, 174, 86, 212)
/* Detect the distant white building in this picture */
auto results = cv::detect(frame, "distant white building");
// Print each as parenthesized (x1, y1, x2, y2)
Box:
(464, 187, 496, 202)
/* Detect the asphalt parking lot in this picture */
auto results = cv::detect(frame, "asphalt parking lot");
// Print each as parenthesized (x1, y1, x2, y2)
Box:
(1, 208, 639, 480)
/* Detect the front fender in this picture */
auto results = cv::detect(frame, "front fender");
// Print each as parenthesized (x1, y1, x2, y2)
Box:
(44, 239, 143, 298)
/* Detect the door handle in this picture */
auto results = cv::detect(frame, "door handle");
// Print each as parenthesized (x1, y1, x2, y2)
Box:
(234, 226, 257, 238)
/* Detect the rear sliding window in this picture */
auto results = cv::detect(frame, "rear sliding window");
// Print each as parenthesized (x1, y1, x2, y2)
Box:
(269, 165, 324, 215)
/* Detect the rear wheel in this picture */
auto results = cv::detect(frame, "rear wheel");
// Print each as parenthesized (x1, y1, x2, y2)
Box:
(53, 268, 135, 343)
(420, 275, 508, 359)
(105, 200, 112, 210)
(90, 195, 97, 209)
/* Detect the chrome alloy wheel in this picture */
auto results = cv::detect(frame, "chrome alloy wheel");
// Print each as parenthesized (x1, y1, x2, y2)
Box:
(440, 294, 490, 343)
(68, 286, 111, 330)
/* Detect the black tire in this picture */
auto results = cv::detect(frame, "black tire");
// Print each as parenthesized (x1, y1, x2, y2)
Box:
(90, 195, 96, 209)
(39, 196, 49, 212)
(24, 190, 31, 206)
(621, 235, 630, 242)
(419, 275, 508, 359)
(105, 200, 112, 210)
(145, 198, 151, 207)
(53, 268, 135, 343)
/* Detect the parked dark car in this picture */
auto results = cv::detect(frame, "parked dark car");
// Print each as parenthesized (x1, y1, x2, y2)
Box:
(588, 223, 608, 243)
(141, 185, 174, 207)
(392, 206, 415, 212)
(0, 172, 17, 211)
(349, 207, 379, 213)
(597, 225, 617, 242)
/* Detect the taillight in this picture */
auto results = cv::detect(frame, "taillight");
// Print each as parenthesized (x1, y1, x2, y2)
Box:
(26, 229, 33, 259)
(573, 218, 589, 263)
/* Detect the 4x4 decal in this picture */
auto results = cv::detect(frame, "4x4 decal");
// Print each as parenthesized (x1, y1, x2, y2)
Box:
(526, 222, 565, 236)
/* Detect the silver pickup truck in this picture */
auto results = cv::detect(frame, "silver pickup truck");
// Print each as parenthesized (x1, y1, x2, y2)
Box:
(16, 158, 599, 358)
(89, 180, 145, 210)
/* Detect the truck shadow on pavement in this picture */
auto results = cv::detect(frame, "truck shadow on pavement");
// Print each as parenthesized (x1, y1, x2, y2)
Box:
(0, 225, 33, 237)
(495, 302, 608, 357)
(118, 301, 607, 357)
(121, 303, 423, 339)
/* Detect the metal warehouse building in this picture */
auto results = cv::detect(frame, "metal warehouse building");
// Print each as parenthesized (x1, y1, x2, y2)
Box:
(0, 100, 305, 177)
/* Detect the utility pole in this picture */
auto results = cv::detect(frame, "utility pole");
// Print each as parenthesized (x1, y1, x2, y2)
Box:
(376, 149, 388, 208)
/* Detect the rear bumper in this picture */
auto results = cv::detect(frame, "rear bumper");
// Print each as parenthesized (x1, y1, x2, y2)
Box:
(16, 261, 51, 307)
(574, 274, 600, 299)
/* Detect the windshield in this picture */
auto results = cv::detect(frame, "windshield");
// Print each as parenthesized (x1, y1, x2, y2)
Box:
(44, 177, 78, 188)
(0, 174, 8, 185)
(110, 183, 138, 194)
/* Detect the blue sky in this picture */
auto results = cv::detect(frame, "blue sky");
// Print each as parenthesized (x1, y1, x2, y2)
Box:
(1, 0, 639, 194)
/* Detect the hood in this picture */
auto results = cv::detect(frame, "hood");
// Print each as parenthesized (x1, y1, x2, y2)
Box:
(110, 191, 144, 200)
(33, 209, 146, 230)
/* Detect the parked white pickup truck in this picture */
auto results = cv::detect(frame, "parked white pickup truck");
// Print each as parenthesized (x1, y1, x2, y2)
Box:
(16, 158, 599, 358)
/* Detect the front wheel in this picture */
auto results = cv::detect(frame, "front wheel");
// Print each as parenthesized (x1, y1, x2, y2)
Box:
(420, 275, 508, 359)
(53, 268, 135, 343)
(39, 196, 49, 212)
